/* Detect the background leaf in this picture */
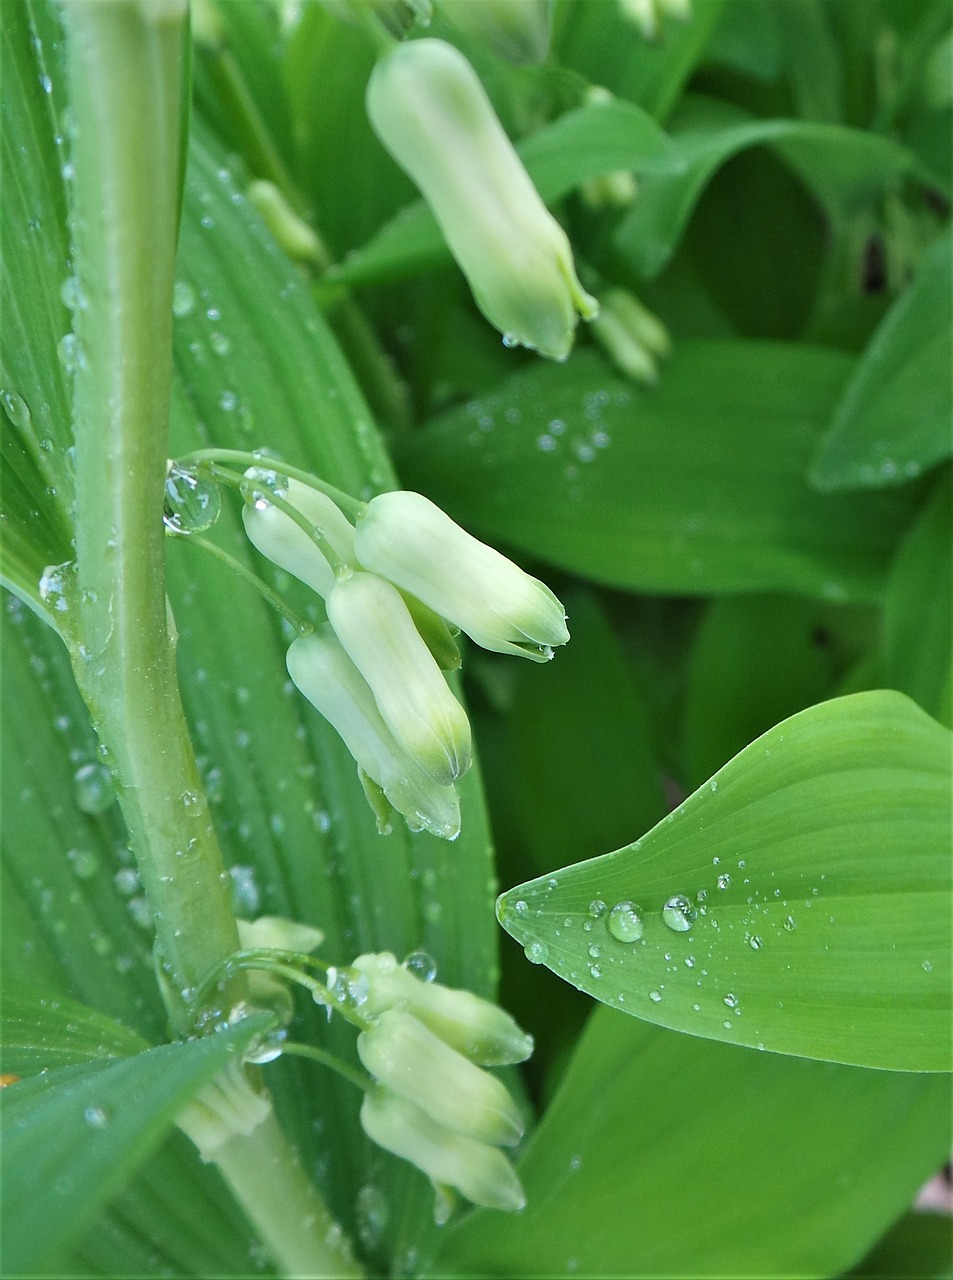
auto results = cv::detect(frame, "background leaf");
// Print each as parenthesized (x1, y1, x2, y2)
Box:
(498, 691, 952, 1071)
(810, 231, 953, 490)
(398, 343, 923, 601)
(0, 988, 147, 1075)
(435, 1008, 951, 1278)
(1, 1014, 271, 1276)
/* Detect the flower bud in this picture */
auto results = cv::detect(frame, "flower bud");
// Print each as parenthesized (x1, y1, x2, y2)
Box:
(326, 571, 472, 784)
(247, 181, 327, 268)
(352, 952, 533, 1066)
(241, 473, 356, 598)
(436, 0, 551, 64)
(360, 1089, 526, 1212)
(365, 39, 597, 360)
(357, 1009, 524, 1146)
(590, 288, 671, 386)
(354, 491, 569, 662)
(287, 628, 461, 840)
(236, 916, 324, 955)
(177, 1061, 271, 1163)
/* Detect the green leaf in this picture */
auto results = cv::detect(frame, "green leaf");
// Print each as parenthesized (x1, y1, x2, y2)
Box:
(0, 1014, 271, 1276)
(498, 691, 952, 1071)
(880, 472, 953, 726)
(0, 987, 147, 1075)
(328, 98, 678, 289)
(850, 1211, 953, 1279)
(810, 231, 953, 490)
(435, 1010, 951, 1278)
(613, 95, 930, 280)
(398, 343, 922, 601)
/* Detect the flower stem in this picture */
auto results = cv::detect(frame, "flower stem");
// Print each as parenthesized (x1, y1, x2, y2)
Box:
(178, 447, 368, 518)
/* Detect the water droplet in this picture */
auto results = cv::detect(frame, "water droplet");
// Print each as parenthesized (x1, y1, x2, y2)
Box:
(179, 789, 206, 816)
(922, 960, 933, 973)
(218, 389, 238, 412)
(783, 915, 796, 932)
(244, 1026, 287, 1064)
(39, 561, 76, 613)
(524, 939, 548, 965)
(210, 331, 231, 357)
(1, 388, 32, 430)
(587, 899, 607, 919)
(403, 949, 437, 982)
(607, 901, 643, 943)
(356, 1185, 389, 1247)
(501, 332, 518, 349)
(514, 899, 528, 914)
(163, 466, 221, 534)
(723, 993, 739, 1008)
(113, 867, 139, 897)
(57, 332, 84, 373)
(67, 847, 99, 880)
(748, 935, 763, 951)
(709, 778, 718, 792)
(83, 1105, 109, 1128)
(172, 280, 196, 318)
(717, 873, 731, 890)
(73, 762, 115, 815)
(229, 864, 260, 915)
(649, 989, 662, 1003)
(588, 944, 601, 959)
(661, 894, 695, 933)
(127, 896, 154, 930)
(589, 963, 602, 979)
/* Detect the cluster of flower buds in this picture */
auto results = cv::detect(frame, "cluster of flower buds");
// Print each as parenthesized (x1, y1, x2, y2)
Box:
(241, 471, 568, 840)
(348, 952, 532, 1214)
(365, 37, 597, 360)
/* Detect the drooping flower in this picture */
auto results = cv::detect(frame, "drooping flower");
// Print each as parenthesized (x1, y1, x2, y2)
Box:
(326, 570, 472, 784)
(351, 951, 533, 1066)
(241, 472, 356, 599)
(354, 490, 569, 662)
(287, 627, 461, 840)
(365, 38, 597, 360)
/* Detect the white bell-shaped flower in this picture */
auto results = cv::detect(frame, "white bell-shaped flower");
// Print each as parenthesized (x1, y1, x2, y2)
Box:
(241, 472, 356, 598)
(365, 38, 597, 360)
(287, 628, 461, 840)
(326, 571, 472, 784)
(354, 491, 569, 662)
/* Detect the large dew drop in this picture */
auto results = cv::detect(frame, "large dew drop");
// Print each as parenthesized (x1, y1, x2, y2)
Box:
(73, 762, 115, 816)
(163, 466, 222, 534)
(661, 894, 695, 933)
(606, 900, 644, 943)
(0, 388, 31, 431)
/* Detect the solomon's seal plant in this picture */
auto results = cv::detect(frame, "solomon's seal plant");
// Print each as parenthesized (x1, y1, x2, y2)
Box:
(1, 0, 950, 1277)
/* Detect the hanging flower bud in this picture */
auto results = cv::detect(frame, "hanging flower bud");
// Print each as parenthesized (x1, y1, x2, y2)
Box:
(351, 952, 533, 1066)
(365, 38, 597, 360)
(357, 1009, 525, 1147)
(287, 628, 461, 840)
(241, 472, 355, 598)
(354, 491, 568, 662)
(436, 0, 551, 65)
(360, 1089, 526, 1212)
(590, 288, 671, 386)
(326, 571, 472, 784)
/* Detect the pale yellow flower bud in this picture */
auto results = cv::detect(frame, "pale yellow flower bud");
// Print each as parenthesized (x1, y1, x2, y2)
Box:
(326, 571, 472, 784)
(352, 952, 533, 1065)
(360, 1089, 526, 1212)
(355, 491, 569, 662)
(366, 38, 597, 360)
(241, 473, 355, 598)
(287, 628, 461, 840)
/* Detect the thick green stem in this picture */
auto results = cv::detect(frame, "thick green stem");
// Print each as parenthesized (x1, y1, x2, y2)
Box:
(213, 1111, 364, 1279)
(63, 0, 244, 1032)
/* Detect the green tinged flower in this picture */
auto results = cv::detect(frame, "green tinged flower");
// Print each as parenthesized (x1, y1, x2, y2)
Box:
(365, 38, 597, 360)
(351, 951, 533, 1066)
(241, 473, 355, 598)
(287, 628, 461, 840)
(326, 570, 472, 784)
(590, 288, 672, 386)
(354, 491, 569, 662)
(357, 1009, 524, 1146)
(360, 1089, 526, 1212)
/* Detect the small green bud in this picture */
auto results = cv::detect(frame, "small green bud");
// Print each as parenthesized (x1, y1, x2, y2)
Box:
(366, 38, 597, 360)
(327, 571, 472, 784)
(436, 0, 551, 64)
(618, 0, 691, 40)
(360, 1089, 526, 1212)
(351, 952, 534, 1066)
(241, 473, 355, 598)
(590, 288, 671, 385)
(236, 916, 324, 955)
(246, 181, 327, 268)
(355, 491, 569, 662)
(287, 628, 461, 840)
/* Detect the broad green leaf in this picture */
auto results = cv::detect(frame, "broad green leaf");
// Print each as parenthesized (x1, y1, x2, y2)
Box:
(810, 231, 953, 490)
(880, 471, 953, 727)
(0, 987, 147, 1075)
(398, 343, 922, 601)
(498, 691, 952, 1071)
(850, 1211, 953, 1279)
(435, 1009, 951, 1278)
(328, 98, 678, 290)
(613, 95, 931, 280)
(0, 1014, 271, 1276)
(682, 593, 876, 787)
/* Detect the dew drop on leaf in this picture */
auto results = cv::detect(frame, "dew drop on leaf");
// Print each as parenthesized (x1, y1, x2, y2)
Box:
(607, 901, 644, 943)
(661, 894, 695, 933)
(73, 762, 115, 815)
